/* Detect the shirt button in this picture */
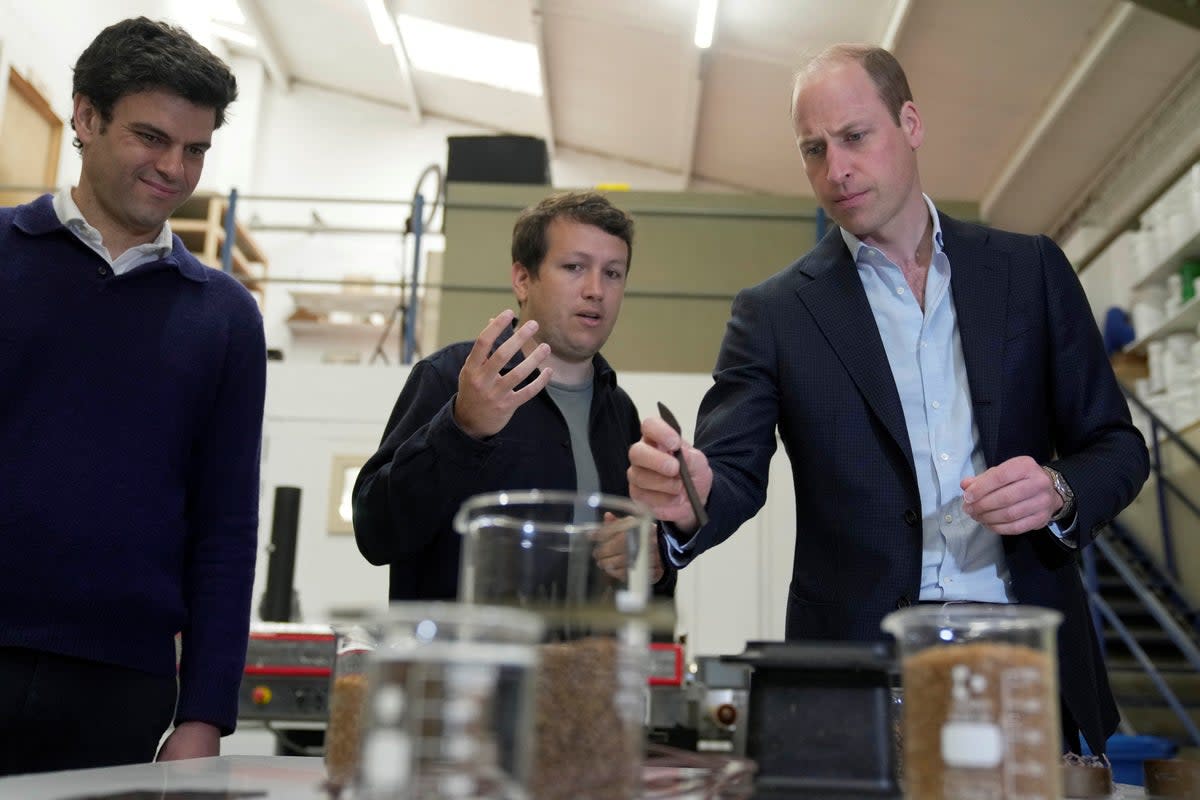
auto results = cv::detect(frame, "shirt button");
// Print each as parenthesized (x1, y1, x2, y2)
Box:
(944, 514, 953, 523)
(896, 287, 905, 295)
(931, 401, 941, 409)
(940, 453, 950, 461)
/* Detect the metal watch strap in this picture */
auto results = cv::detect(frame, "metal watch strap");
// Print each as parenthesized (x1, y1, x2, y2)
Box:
(1042, 465, 1075, 522)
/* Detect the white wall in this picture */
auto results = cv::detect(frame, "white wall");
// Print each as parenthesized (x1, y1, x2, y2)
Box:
(0, 1, 246, 192)
(205, 54, 266, 194)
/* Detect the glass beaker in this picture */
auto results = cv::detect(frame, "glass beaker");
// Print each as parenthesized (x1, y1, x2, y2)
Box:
(326, 622, 380, 793)
(357, 602, 544, 800)
(454, 490, 657, 800)
(881, 604, 1064, 800)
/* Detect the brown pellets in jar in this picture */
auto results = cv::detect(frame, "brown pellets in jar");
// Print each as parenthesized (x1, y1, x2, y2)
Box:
(532, 637, 641, 800)
(902, 641, 1060, 800)
(325, 672, 370, 790)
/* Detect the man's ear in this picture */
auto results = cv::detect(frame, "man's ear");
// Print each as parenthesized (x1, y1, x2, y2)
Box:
(900, 100, 924, 150)
(73, 95, 102, 146)
(512, 262, 531, 307)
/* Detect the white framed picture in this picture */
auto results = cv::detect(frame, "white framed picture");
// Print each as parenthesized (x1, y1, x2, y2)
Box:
(327, 454, 368, 534)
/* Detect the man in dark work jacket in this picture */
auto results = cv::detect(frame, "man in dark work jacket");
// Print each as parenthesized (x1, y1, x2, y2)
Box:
(353, 190, 675, 601)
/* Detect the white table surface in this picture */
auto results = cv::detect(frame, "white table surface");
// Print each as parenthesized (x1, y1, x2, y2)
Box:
(0, 756, 328, 800)
(0, 755, 1150, 799)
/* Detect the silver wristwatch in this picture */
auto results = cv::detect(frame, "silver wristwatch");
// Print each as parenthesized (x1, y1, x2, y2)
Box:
(1042, 465, 1075, 522)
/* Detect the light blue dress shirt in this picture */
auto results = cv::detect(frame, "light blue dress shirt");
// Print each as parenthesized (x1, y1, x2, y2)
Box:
(842, 196, 1016, 603)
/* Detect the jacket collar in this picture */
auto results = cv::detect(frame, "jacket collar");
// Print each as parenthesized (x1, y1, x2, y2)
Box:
(793, 227, 914, 476)
(493, 320, 617, 390)
(941, 214, 1006, 466)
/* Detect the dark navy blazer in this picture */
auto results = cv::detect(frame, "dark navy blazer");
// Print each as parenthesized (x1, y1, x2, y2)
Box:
(678, 213, 1149, 752)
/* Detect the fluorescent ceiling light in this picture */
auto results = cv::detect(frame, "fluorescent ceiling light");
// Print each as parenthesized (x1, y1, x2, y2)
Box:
(694, 0, 718, 49)
(395, 14, 543, 96)
(211, 22, 257, 49)
(210, 0, 245, 26)
(365, 0, 396, 45)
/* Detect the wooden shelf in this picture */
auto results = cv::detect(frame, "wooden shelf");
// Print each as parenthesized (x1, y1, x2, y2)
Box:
(170, 193, 267, 289)
(288, 289, 400, 318)
(1126, 294, 1200, 355)
(286, 318, 387, 334)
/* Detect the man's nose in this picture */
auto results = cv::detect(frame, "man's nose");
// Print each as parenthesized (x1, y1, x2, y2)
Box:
(583, 269, 604, 299)
(155, 146, 185, 180)
(825, 146, 851, 184)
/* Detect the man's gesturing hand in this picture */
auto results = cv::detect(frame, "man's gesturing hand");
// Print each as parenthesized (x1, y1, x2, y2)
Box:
(454, 309, 553, 439)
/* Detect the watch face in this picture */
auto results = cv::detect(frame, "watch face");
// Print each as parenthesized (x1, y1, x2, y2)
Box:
(1043, 467, 1073, 522)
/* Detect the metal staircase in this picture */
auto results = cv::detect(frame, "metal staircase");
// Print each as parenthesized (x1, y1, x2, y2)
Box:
(1082, 388, 1200, 746)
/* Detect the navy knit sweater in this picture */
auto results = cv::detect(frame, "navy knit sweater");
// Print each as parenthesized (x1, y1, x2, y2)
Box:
(0, 195, 266, 734)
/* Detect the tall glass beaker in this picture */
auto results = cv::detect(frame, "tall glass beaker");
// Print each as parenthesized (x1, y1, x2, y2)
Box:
(357, 602, 543, 800)
(455, 490, 657, 800)
(882, 604, 1064, 800)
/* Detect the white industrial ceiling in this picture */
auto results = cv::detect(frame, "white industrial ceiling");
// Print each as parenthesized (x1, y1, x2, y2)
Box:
(228, 0, 1200, 236)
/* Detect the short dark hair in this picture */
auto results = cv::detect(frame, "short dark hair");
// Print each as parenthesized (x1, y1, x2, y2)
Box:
(793, 44, 913, 125)
(70, 17, 238, 150)
(511, 191, 635, 277)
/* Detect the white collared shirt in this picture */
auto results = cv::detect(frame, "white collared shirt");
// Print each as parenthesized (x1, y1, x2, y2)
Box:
(53, 188, 174, 275)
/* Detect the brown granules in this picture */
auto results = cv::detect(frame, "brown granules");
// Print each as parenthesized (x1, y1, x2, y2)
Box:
(325, 672, 369, 789)
(902, 641, 1060, 800)
(532, 637, 641, 800)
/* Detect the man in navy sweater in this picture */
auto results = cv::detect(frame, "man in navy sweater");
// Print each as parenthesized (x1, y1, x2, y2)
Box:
(0, 18, 266, 774)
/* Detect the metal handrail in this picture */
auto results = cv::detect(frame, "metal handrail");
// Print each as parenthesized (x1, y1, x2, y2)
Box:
(1123, 385, 1200, 470)
(1081, 384, 1200, 745)
(1121, 386, 1200, 578)
(1089, 588, 1200, 746)
(1095, 535, 1200, 674)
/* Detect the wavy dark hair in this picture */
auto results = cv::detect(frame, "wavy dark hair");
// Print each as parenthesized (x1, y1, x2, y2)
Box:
(70, 16, 238, 150)
(511, 190, 635, 277)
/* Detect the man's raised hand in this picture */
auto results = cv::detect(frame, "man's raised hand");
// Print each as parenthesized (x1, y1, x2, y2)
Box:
(454, 309, 553, 439)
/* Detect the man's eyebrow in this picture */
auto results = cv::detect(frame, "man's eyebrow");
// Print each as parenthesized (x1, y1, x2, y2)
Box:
(126, 121, 172, 139)
(799, 120, 870, 144)
(127, 121, 212, 149)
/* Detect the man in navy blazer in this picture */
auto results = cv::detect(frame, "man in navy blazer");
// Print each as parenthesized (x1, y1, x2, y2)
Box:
(628, 44, 1148, 754)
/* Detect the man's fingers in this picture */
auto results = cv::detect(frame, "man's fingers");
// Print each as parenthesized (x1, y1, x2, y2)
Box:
(966, 489, 1054, 535)
(509, 360, 554, 406)
(500, 341, 551, 392)
(466, 310, 515, 367)
(629, 440, 680, 478)
(628, 465, 688, 509)
(491, 318, 541, 367)
(641, 416, 682, 452)
(963, 456, 1040, 501)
